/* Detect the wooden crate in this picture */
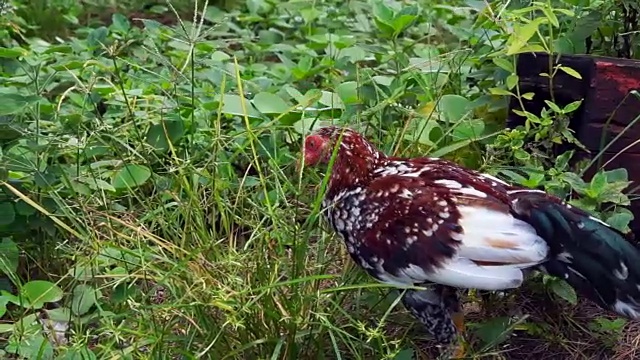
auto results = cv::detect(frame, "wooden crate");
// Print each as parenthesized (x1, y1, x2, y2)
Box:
(506, 52, 640, 232)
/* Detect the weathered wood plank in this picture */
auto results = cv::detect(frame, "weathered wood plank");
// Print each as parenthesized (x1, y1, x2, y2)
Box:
(579, 58, 640, 152)
(507, 53, 640, 154)
(507, 52, 640, 232)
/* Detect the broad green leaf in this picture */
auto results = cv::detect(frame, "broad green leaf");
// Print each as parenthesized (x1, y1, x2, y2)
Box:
(541, 6, 559, 27)
(561, 172, 588, 193)
(405, 119, 440, 146)
(45, 307, 73, 322)
(372, 1, 395, 25)
(14, 200, 36, 216)
(42, 45, 73, 54)
(492, 57, 514, 73)
(220, 94, 262, 118)
(430, 139, 473, 157)
(21, 280, 64, 309)
(0, 322, 11, 333)
(61, 348, 98, 360)
(318, 91, 345, 109)
(0, 47, 27, 58)
(549, 278, 578, 305)
(506, 18, 547, 55)
(438, 94, 472, 122)
(252, 92, 290, 114)
(429, 130, 500, 158)
(393, 348, 415, 360)
(589, 171, 608, 196)
(473, 316, 513, 347)
(544, 100, 562, 113)
(112, 164, 152, 190)
(0, 238, 19, 276)
(604, 168, 628, 183)
(606, 211, 634, 233)
(336, 82, 359, 105)
(146, 120, 185, 152)
(111, 13, 131, 32)
(563, 100, 583, 113)
(71, 284, 100, 316)
(0, 93, 44, 116)
(453, 119, 485, 140)
(558, 65, 582, 79)
(0, 202, 15, 226)
(489, 87, 513, 96)
(506, 74, 519, 90)
(512, 44, 547, 54)
(392, 14, 418, 36)
(372, 76, 394, 87)
(0, 296, 8, 318)
(6, 332, 54, 359)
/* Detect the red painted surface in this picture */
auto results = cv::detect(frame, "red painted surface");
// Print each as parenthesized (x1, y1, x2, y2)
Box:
(596, 61, 640, 94)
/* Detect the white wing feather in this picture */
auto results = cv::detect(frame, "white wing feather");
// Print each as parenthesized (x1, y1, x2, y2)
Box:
(423, 205, 550, 290)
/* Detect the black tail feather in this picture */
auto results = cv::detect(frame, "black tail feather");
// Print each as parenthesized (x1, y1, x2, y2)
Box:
(510, 190, 640, 320)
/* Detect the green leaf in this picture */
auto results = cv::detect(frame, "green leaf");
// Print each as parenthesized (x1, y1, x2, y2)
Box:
(220, 94, 262, 118)
(563, 100, 583, 113)
(71, 284, 100, 316)
(521, 92, 535, 100)
(392, 14, 418, 36)
(0, 238, 19, 276)
(0, 202, 15, 226)
(318, 91, 345, 109)
(45, 307, 73, 322)
(561, 172, 588, 194)
(146, 120, 185, 152)
(544, 100, 562, 113)
(429, 130, 501, 157)
(61, 348, 97, 360)
(252, 92, 290, 114)
(111, 13, 131, 32)
(589, 171, 608, 196)
(0, 93, 44, 116)
(513, 44, 548, 54)
(554, 151, 574, 172)
(549, 278, 578, 305)
(21, 280, 64, 309)
(15, 200, 36, 216)
(336, 81, 359, 105)
(492, 57, 514, 73)
(558, 65, 582, 79)
(541, 6, 559, 27)
(506, 18, 547, 55)
(372, 1, 396, 35)
(438, 94, 472, 122)
(606, 211, 634, 233)
(453, 119, 485, 140)
(472, 316, 513, 347)
(405, 119, 441, 146)
(393, 348, 414, 360)
(506, 74, 519, 90)
(42, 45, 73, 54)
(0, 47, 27, 58)
(372, 1, 395, 25)
(0, 296, 8, 318)
(604, 168, 628, 183)
(112, 164, 152, 190)
(489, 87, 513, 96)
(6, 331, 54, 359)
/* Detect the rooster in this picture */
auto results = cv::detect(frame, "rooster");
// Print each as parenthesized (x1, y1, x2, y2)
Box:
(301, 125, 640, 357)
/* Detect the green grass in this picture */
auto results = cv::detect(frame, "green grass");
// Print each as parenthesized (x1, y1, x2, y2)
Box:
(1, 0, 639, 359)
